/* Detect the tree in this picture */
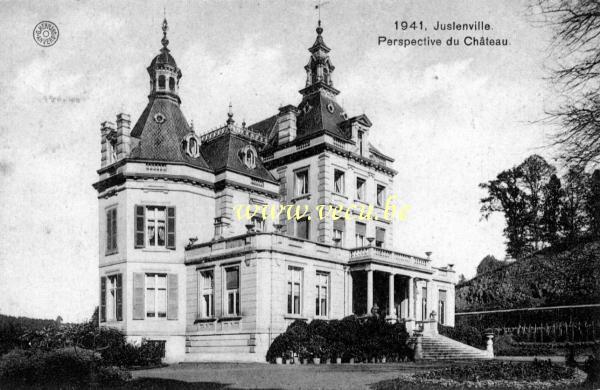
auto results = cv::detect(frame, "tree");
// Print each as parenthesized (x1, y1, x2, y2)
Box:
(588, 169, 600, 238)
(560, 168, 589, 241)
(480, 167, 531, 258)
(458, 274, 467, 284)
(476, 255, 504, 275)
(541, 174, 563, 245)
(533, 0, 600, 169)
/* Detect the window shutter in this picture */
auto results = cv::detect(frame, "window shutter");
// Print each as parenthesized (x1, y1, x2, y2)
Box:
(111, 208, 118, 251)
(166, 207, 176, 249)
(106, 210, 112, 252)
(356, 222, 366, 236)
(100, 276, 106, 323)
(376, 227, 385, 242)
(134, 206, 145, 248)
(116, 273, 123, 321)
(133, 273, 145, 320)
(333, 218, 345, 232)
(167, 273, 178, 320)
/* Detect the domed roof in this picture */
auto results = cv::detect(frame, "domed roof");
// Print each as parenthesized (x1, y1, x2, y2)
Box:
(150, 49, 178, 68)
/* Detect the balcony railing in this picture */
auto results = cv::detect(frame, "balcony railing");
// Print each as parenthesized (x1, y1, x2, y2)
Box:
(349, 246, 431, 269)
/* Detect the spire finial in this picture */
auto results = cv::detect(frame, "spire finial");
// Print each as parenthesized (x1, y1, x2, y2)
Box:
(161, 14, 169, 49)
(315, 1, 328, 34)
(226, 102, 235, 125)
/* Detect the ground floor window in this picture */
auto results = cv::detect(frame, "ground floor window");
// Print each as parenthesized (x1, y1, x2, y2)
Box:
(100, 274, 122, 322)
(287, 266, 303, 315)
(438, 290, 447, 324)
(146, 273, 167, 318)
(225, 266, 240, 316)
(315, 271, 329, 317)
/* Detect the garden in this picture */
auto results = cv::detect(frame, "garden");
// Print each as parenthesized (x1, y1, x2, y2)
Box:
(266, 316, 413, 364)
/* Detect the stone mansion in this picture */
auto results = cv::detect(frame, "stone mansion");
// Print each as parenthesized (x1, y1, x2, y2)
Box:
(94, 19, 457, 362)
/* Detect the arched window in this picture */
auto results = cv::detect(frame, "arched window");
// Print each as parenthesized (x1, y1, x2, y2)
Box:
(245, 150, 255, 168)
(169, 77, 175, 91)
(323, 68, 329, 84)
(158, 75, 166, 89)
(188, 138, 197, 155)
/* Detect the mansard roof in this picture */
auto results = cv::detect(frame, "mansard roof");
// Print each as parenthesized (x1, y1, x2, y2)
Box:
(129, 97, 210, 169)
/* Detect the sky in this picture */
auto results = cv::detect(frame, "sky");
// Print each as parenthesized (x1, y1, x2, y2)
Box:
(0, 0, 560, 322)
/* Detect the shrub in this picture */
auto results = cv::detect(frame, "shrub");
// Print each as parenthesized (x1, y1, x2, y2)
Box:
(438, 323, 484, 348)
(265, 316, 410, 363)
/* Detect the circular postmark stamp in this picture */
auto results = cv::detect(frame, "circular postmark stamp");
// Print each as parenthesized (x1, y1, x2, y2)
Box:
(33, 21, 59, 47)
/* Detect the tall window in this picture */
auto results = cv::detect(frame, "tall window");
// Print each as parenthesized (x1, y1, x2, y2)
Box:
(146, 207, 166, 247)
(106, 207, 117, 254)
(109, 139, 117, 163)
(295, 169, 309, 196)
(199, 270, 214, 318)
(169, 77, 175, 91)
(158, 75, 166, 89)
(355, 222, 366, 247)
(438, 290, 447, 325)
(333, 219, 345, 246)
(287, 266, 302, 315)
(358, 131, 364, 155)
(421, 286, 427, 321)
(334, 170, 345, 193)
(146, 274, 167, 318)
(251, 215, 265, 232)
(101, 274, 122, 322)
(315, 272, 329, 317)
(225, 266, 240, 316)
(376, 185, 386, 207)
(375, 227, 386, 248)
(297, 216, 309, 240)
(356, 177, 366, 201)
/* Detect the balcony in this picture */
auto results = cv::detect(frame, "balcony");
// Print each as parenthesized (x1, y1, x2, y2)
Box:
(349, 246, 432, 271)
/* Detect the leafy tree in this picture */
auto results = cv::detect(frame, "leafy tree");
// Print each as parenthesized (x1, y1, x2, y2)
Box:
(560, 168, 589, 241)
(458, 274, 467, 284)
(588, 169, 600, 238)
(541, 174, 563, 245)
(476, 255, 504, 275)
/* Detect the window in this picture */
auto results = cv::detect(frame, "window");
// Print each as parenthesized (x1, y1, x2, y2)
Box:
(106, 207, 117, 254)
(287, 266, 302, 315)
(438, 290, 447, 325)
(100, 274, 122, 322)
(375, 227, 385, 248)
(333, 219, 345, 246)
(295, 169, 309, 196)
(334, 170, 345, 193)
(355, 222, 366, 247)
(108, 139, 117, 164)
(225, 266, 240, 316)
(146, 274, 167, 318)
(251, 216, 265, 232)
(315, 272, 329, 317)
(169, 77, 175, 91)
(421, 286, 427, 321)
(199, 270, 214, 318)
(356, 177, 366, 201)
(245, 150, 256, 168)
(158, 75, 166, 89)
(146, 207, 166, 247)
(358, 131, 364, 156)
(376, 185, 386, 207)
(297, 216, 309, 240)
(135, 205, 176, 249)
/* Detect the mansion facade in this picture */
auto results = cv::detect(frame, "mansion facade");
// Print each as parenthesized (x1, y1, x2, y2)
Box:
(94, 19, 457, 362)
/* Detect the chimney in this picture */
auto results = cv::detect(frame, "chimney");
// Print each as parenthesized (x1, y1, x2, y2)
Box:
(116, 113, 131, 160)
(100, 121, 116, 168)
(276, 105, 298, 145)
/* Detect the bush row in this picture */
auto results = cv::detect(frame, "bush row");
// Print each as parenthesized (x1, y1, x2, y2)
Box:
(266, 316, 412, 363)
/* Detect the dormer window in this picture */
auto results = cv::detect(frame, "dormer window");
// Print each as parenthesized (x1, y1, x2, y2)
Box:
(239, 145, 257, 169)
(182, 133, 201, 158)
(326, 103, 335, 113)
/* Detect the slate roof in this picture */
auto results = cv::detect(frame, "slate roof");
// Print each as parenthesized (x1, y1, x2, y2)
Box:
(296, 92, 348, 140)
(149, 48, 178, 68)
(200, 132, 276, 182)
(129, 97, 209, 169)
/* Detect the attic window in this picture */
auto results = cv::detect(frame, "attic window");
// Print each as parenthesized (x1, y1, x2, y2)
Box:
(239, 146, 257, 169)
(303, 104, 311, 114)
(182, 133, 201, 158)
(326, 103, 335, 113)
(154, 113, 166, 124)
(341, 112, 348, 120)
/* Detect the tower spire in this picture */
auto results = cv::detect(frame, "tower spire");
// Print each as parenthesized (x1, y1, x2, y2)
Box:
(161, 16, 169, 50)
(226, 102, 235, 126)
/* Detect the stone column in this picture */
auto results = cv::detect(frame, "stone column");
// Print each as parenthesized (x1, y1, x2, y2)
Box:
(347, 268, 353, 316)
(387, 273, 395, 320)
(407, 277, 414, 318)
(366, 269, 373, 315)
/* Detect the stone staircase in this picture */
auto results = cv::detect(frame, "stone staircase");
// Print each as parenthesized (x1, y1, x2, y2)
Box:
(184, 333, 264, 362)
(413, 334, 492, 360)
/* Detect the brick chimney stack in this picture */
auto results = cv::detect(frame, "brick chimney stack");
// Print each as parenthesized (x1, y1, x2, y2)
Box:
(276, 105, 298, 145)
(116, 113, 131, 160)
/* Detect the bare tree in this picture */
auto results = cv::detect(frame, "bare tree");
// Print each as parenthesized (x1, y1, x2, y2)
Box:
(533, 0, 600, 169)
